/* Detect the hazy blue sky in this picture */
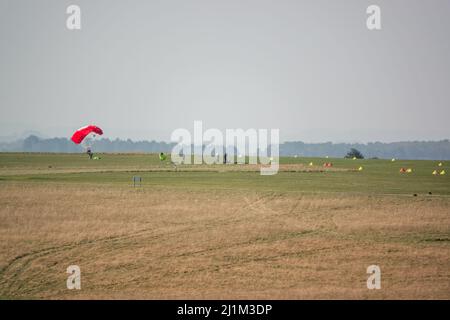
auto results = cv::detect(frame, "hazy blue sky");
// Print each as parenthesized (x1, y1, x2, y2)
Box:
(1, 0, 449, 142)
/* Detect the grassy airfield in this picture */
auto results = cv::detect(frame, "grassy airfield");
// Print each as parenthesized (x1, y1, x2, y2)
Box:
(0, 153, 449, 299)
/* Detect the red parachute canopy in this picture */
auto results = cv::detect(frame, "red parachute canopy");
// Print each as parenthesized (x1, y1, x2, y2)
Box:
(71, 125, 103, 144)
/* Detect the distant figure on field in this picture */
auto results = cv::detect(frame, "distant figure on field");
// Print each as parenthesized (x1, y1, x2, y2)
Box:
(159, 152, 167, 161)
(87, 147, 93, 159)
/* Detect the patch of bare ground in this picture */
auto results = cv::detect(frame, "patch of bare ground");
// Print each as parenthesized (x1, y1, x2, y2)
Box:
(0, 163, 348, 176)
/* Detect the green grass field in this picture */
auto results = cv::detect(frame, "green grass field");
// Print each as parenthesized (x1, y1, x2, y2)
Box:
(0, 153, 449, 299)
(0, 153, 448, 195)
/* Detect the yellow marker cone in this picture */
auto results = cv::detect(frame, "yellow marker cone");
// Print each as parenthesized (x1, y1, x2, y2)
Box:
(438, 162, 443, 167)
(440, 170, 446, 175)
(406, 168, 412, 173)
(358, 166, 363, 171)
(432, 170, 438, 175)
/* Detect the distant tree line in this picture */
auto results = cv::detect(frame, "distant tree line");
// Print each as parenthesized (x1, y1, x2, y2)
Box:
(280, 140, 450, 160)
(1, 135, 450, 160)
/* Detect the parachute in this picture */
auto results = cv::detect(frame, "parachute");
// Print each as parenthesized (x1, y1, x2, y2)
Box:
(71, 125, 103, 144)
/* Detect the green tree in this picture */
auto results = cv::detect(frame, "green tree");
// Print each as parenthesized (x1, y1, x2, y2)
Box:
(345, 148, 364, 159)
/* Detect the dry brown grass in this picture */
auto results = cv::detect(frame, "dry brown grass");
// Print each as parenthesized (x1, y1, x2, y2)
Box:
(0, 183, 449, 299)
(0, 163, 348, 176)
